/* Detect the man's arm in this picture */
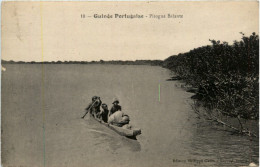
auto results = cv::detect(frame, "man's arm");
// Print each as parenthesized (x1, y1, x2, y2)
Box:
(82, 102, 93, 118)
(109, 106, 114, 116)
(98, 100, 102, 107)
(85, 102, 93, 111)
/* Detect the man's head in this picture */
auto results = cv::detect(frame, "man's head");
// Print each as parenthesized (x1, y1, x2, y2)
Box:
(112, 98, 119, 105)
(102, 103, 108, 110)
(92, 96, 100, 101)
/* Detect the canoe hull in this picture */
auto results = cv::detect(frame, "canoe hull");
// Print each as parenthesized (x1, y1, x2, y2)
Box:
(89, 114, 141, 139)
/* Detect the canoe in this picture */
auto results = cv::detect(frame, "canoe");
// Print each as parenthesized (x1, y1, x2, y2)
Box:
(89, 114, 141, 139)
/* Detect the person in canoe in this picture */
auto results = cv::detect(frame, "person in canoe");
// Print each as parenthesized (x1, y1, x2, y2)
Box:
(81, 96, 102, 119)
(108, 110, 130, 127)
(97, 103, 109, 123)
(108, 98, 130, 127)
(108, 98, 122, 116)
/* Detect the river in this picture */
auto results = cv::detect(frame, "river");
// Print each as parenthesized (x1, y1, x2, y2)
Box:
(1, 64, 258, 167)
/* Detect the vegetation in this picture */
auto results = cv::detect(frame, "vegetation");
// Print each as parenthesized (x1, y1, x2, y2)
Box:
(163, 33, 259, 121)
(1, 59, 163, 66)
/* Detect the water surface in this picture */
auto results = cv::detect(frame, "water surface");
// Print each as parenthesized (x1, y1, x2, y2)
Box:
(1, 64, 258, 167)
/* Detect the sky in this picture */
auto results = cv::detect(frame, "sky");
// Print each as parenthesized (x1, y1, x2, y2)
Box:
(2, 1, 259, 62)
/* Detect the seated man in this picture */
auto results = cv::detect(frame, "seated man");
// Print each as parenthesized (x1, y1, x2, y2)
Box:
(109, 98, 122, 116)
(108, 110, 130, 127)
(97, 103, 109, 123)
(82, 96, 102, 119)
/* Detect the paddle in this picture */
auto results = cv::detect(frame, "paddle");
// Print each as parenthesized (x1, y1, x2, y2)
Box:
(81, 98, 99, 119)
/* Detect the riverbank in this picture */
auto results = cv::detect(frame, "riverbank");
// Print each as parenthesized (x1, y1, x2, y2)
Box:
(163, 33, 259, 124)
(163, 33, 259, 138)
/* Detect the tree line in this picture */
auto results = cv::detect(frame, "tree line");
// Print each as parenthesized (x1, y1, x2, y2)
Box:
(1, 59, 163, 66)
(163, 32, 259, 120)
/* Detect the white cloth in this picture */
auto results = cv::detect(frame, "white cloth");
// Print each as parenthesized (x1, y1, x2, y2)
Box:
(108, 111, 129, 125)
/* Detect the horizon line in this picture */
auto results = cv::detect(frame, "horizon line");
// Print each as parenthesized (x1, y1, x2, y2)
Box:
(1, 59, 164, 63)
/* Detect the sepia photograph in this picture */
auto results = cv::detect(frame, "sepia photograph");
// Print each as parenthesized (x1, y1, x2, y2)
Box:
(1, 1, 259, 167)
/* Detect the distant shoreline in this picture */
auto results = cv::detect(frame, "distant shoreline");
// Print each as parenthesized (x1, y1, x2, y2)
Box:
(1, 60, 163, 66)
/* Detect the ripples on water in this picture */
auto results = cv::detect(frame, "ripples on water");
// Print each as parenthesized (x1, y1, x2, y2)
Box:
(1, 64, 258, 167)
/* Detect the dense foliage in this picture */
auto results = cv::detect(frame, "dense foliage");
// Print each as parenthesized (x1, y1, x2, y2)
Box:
(163, 33, 259, 119)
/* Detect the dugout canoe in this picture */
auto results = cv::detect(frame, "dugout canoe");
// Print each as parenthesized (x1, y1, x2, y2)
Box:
(89, 114, 141, 139)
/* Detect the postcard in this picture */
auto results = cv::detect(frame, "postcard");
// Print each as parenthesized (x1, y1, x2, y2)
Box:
(1, 1, 259, 167)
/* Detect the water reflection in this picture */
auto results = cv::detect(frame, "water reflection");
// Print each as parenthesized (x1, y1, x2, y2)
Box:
(189, 121, 259, 166)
